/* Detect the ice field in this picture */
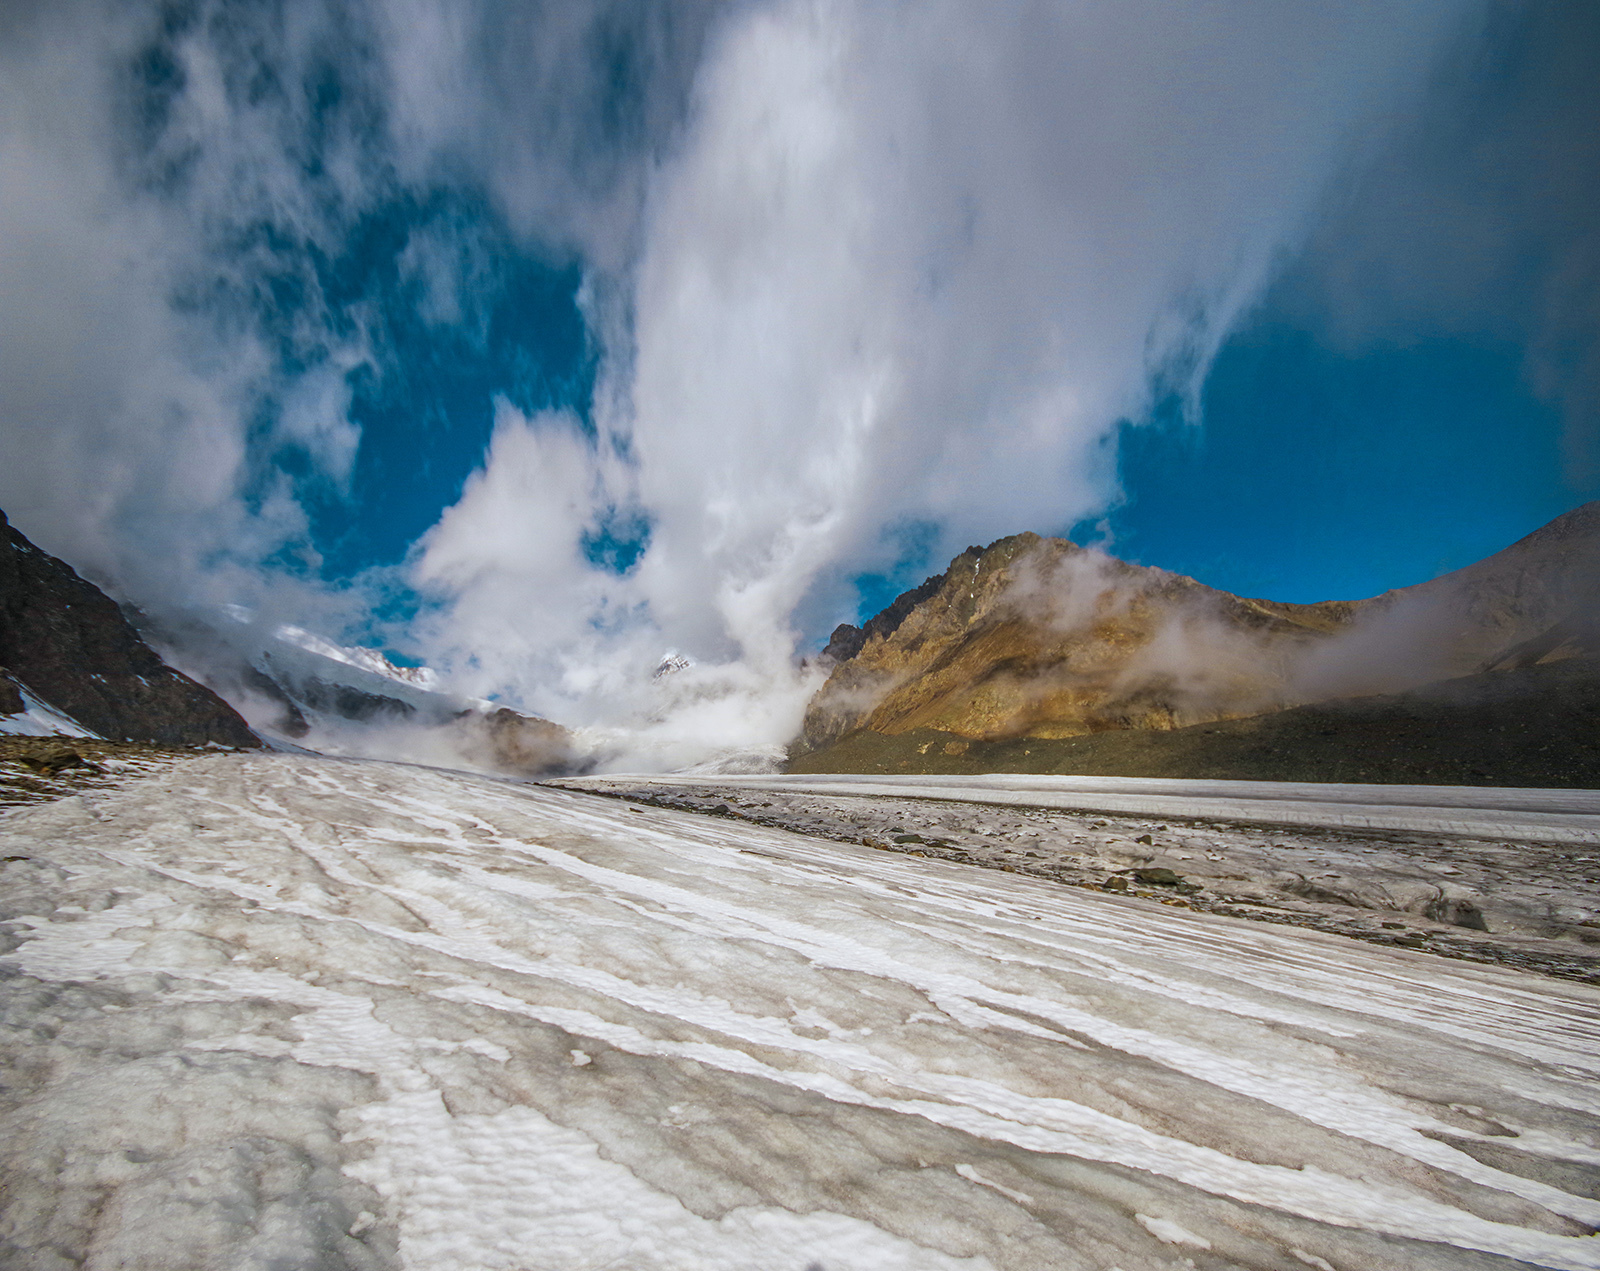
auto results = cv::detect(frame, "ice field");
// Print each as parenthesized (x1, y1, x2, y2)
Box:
(3, 753, 1600, 1270)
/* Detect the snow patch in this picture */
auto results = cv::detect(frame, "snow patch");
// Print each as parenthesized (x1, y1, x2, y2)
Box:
(673, 743, 788, 775)
(274, 624, 440, 691)
(1135, 1213, 1212, 1248)
(0, 684, 98, 737)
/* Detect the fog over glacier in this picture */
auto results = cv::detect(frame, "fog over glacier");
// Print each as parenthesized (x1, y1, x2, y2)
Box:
(0, 0, 1541, 760)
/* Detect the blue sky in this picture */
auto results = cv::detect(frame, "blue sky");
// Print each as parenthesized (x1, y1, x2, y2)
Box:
(240, 196, 1596, 621)
(1105, 323, 1584, 605)
(855, 0, 1600, 618)
(1, 0, 1595, 713)
(1101, 0, 1600, 605)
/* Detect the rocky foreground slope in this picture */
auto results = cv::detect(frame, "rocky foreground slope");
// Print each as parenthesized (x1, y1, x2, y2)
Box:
(795, 503, 1600, 781)
(795, 655, 1600, 787)
(0, 511, 258, 748)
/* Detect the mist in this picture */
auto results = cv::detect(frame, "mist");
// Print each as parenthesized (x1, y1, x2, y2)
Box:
(0, 0, 1517, 767)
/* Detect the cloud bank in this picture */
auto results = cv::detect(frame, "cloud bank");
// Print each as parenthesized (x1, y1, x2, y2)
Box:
(0, 0, 1513, 766)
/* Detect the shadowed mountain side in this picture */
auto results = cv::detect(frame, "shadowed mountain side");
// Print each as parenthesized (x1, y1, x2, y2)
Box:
(797, 503, 1600, 762)
(789, 656, 1600, 788)
(132, 605, 585, 778)
(0, 511, 259, 747)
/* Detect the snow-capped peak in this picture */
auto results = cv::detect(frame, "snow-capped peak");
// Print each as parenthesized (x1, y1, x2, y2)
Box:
(273, 625, 439, 690)
(653, 652, 692, 680)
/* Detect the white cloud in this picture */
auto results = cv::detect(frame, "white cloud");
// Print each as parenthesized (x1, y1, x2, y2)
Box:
(0, 0, 1488, 767)
(595, 0, 1480, 715)
(412, 403, 612, 694)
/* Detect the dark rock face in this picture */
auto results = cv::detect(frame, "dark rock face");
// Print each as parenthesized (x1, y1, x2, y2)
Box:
(0, 510, 259, 747)
(291, 675, 416, 724)
(237, 663, 311, 738)
(822, 567, 956, 664)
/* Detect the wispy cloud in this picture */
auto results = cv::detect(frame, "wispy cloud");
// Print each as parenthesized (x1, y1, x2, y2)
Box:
(1282, 1, 1600, 486)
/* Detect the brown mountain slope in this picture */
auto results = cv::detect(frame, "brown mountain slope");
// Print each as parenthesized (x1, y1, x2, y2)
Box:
(799, 533, 1360, 755)
(794, 503, 1600, 775)
(790, 655, 1600, 787)
(0, 510, 259, 747)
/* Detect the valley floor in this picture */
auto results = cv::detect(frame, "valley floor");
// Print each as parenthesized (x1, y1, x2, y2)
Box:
(3, 754, 1600, 1270)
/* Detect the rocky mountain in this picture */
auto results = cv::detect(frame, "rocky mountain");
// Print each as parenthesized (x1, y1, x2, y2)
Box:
(795, 503, 1600, 772)
(0, 510, 259, 747)
(801, 534, 1356, 755)
(791, 654, 1600, 787)
(1283, 500, 1600, 702)
(136, 606, 582, 778)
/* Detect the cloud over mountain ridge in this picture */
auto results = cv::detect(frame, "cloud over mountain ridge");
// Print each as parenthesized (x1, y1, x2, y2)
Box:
(0, 0, 1507, 767)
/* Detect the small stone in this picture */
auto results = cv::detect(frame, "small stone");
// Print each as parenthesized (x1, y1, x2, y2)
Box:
(1134, 867, 1184, 886)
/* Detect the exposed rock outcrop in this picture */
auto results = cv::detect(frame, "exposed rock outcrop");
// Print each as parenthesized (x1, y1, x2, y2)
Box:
(0, 511, 259, 747)
(821, 569, 950, 663)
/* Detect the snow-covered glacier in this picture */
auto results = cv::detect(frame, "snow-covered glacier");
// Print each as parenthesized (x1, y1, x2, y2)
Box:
(3, 754, 1599, 1270)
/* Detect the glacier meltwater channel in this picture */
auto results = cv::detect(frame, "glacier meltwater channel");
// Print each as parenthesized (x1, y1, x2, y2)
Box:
(2, 753, 1599, 1270)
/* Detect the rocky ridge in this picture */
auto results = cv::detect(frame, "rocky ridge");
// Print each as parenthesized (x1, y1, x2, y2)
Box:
(0, 511, 258, 748)
(802, 532, 1358, 754)
(797, 503, 1600, 776)
(136, 606, 582, 778)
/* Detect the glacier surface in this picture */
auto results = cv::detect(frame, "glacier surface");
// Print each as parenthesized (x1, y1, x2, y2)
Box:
(2, 754, 1599, 1270)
